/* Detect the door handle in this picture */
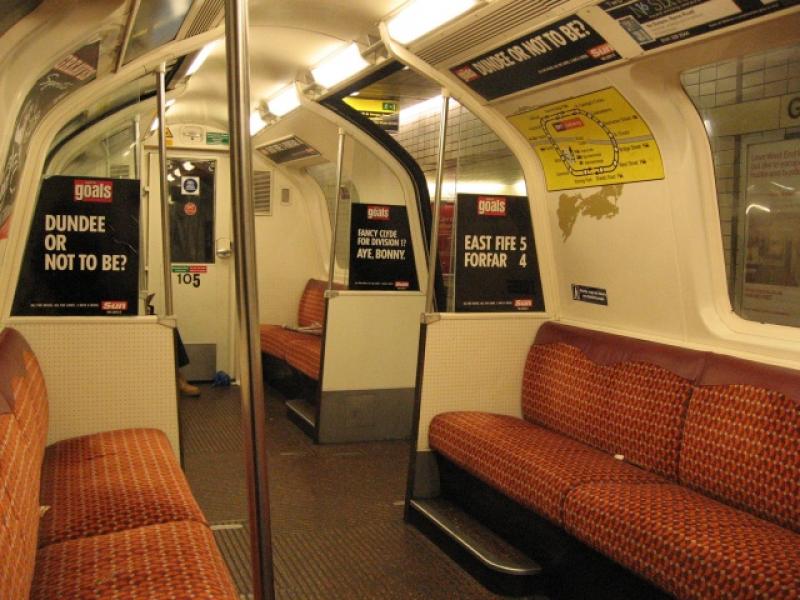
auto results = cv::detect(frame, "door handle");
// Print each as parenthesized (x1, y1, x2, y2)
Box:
(216, 238, 233, 258)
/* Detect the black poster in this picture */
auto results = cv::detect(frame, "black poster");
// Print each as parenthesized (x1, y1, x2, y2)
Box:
(602, 0, 800, 50)
(257, 136, 320, 164)
(450, 16, 620, 101)
(13, 176, 140, 316)
(0, 42, 99, 239)
(349, 204, 418, 291)
(455, 194, 544, 312)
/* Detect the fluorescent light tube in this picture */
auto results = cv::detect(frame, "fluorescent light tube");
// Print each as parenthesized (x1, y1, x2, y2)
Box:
(186, 41, 217, 77)
(387, 0, 478, 44)
(311, 43, 369, 89)
(267, 85, 300, 117)
(250, 112, 267, 135)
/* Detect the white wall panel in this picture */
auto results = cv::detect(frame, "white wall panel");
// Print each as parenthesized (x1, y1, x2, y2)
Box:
(416, 315, 546, 450)
(9, 319, 179, 455)
(322, 292, 425, 392)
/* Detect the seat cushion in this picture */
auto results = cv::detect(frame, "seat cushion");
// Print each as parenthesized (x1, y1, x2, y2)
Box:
(564, 482, 800, 600)
(31, 520, 238, 599)
(522, 342, 692, 478)
(260, 324, 305, 361)
(429, 412, 663, 524)
(680, 383, 800, 533)
(39, 428, 206, 547)
(285, 336, 322, 380)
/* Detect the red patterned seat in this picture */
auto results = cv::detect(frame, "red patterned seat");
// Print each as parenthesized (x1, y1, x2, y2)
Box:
(285, 335, 322, 380)
(39, 428, 207, 547)
(429, 412, 664, 523)
(260, 323, 305, 360)
(31, 520, 239, 599)
(564, 483, 800, 600)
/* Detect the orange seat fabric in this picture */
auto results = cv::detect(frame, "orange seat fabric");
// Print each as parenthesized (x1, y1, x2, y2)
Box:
(285, 336, 322, 380)
(260, 323, 305, 360)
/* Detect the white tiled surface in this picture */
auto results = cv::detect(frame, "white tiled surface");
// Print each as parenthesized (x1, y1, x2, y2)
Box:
(416, 316, 546, 450)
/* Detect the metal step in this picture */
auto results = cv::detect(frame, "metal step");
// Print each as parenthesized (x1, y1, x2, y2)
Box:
(410, 498, 542, 576)
(286, 397, 316, 438)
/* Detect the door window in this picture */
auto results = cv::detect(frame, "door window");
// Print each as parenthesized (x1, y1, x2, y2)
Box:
(168, 158, 215, 263)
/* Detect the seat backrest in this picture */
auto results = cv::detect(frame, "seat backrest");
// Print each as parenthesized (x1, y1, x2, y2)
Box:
(680, 353, 800, 533)
(297, 279, 345, 328)
(523, 323, 706, 479)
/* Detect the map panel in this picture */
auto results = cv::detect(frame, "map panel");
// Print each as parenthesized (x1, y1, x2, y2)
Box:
(508, 87, 665, 191)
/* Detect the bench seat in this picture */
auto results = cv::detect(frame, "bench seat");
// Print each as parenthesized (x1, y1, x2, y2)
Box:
(32, 520, 237, 599)
(564, 482, 800, 600)
(285, 334, 322, 381)
(39, 428, 206, 547)
(259, 323, 304, 361)
(429, 412, 663, 524)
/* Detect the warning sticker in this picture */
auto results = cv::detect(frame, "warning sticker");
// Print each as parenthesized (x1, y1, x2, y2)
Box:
(507, 87, 664, 191)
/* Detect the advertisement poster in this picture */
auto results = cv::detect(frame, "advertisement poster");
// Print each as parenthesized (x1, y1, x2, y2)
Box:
(602, 0, 800, 51)
(12, 176, 139, 316)
(507, 87, 664, 191)
(257, 136, 320, 164)
(454, 194, 544, 312)
(740, 138, 800, 327)
(349, 204, 418, 291)
(450, 16, 620, 101)
(0, 42, 99, 240)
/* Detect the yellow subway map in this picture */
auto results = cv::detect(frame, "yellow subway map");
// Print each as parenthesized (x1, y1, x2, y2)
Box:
(508, 87, 664, 191)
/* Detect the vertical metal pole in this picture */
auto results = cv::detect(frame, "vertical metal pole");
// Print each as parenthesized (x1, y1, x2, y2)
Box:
(224, 1, 275, 599)
(328, 128, 346, 290)
(425, 91, 450, 313)
(156, 64, 174, 316)
(134, 115, 148, 297)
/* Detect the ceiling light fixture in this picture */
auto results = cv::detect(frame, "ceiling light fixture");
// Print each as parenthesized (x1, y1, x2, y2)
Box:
(311, 43, 370, 89)
(267, 85, 301, 117)
(186, 41, 218, 77)
(387, 0, 478, 45)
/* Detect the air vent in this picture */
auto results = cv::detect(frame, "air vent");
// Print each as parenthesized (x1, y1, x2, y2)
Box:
(253, 170, 272, 215)
(183, 0, 224, 38)
(110, 164, 130, 179)
(416, 0, 569, 67)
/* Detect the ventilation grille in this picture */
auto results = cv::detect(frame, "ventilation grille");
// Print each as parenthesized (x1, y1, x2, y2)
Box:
(185, 0, 225, 38)
(416, 0, 570, 66)
(110, 164, 130, 179)
(253, 170, 272, 215)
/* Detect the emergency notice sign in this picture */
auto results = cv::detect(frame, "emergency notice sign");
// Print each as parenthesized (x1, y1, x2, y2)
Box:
(455, 194, 544, 312)
(12, 176, 139, 316)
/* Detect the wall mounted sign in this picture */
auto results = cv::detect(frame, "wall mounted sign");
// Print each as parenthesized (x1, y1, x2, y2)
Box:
(13, 176, 139, 316)
(343, 97, 400, 132)
(450, 16, 620, 101)
(0, 42, 99, 239)
(205, 131, 229, 145)
(349, 204, 418, 291)
(572, 284, 608, 305)
(257, 136, 320, 164)
(454, 194, 544, 312)
(602, 0, 800, 51)
(508, 87, 664, 191)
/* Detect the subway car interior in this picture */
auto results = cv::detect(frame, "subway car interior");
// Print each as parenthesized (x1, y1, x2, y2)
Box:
(1, 0, 799, 598)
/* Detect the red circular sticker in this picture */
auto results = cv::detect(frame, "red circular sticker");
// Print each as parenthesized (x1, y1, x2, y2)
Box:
(184, 201, 198, 216)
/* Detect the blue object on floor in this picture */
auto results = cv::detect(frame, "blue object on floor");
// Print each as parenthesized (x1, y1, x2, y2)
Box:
(212, 370, 232, 387)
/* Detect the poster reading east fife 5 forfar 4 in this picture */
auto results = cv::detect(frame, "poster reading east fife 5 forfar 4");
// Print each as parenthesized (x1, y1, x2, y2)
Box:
(12, 176, 139, 316)
(507, 87, 665, 191)
(455, 194, 545, 313)
(741, 138, 800, 327)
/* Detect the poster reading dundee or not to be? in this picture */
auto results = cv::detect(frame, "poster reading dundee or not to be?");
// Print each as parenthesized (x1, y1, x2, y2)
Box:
(12, 176, 139, 316)
(455, 194, 544, 312)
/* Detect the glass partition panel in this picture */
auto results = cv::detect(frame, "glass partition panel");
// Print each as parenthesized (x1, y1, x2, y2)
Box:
(681, 43, 800, 328)
(124, 0, 194, 65)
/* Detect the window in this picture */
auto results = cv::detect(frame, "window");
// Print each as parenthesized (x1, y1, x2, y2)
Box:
(682, 44, 800, 327)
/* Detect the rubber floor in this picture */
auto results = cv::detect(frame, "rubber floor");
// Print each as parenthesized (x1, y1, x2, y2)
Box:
(180, 383, 514, 599)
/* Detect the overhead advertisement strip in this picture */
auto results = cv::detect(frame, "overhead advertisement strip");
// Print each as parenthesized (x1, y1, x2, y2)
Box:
(601, 0, 800, 50)
(450, 15, 621, 101)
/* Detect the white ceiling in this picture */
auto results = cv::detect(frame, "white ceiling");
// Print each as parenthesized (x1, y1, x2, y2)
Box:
(166, 0, 407, 128)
